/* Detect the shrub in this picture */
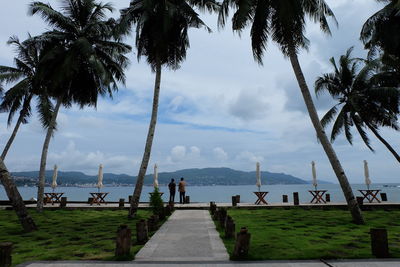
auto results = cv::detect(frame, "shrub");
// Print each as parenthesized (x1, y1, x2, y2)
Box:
(149, 188, 164, 216)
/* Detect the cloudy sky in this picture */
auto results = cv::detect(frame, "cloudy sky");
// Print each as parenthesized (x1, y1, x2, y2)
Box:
(0, 0, 398, 183)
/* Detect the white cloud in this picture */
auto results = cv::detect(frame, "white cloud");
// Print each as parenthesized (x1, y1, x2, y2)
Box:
(236, 151, 264, 163)
(169, 145, 187, 162)
(213, 147, 228, 161)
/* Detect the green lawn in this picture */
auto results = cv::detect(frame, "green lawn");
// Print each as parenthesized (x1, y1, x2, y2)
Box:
(216, 208, 400, 260)
(0, 209, 156, 266)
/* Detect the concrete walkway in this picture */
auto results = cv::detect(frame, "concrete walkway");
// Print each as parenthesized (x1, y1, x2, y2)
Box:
(134, 210, 229, 261)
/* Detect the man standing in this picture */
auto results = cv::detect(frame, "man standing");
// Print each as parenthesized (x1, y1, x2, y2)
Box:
(168, 178, 176, 203)
(178, 177, 186, 204)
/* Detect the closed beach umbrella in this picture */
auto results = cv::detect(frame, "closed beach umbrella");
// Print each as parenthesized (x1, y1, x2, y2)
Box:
(97, 164, 104, 192)
(51, 164, 58, 191)
(311, 161, 317, 190)
(256, 162, 261, 191)
(364, 160, 371, 189)
(154, 164, 159, 189)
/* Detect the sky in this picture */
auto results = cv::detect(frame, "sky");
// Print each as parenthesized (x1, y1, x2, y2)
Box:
(0, 0, 398, 183)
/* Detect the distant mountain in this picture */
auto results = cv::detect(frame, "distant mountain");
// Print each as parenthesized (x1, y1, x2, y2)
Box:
(10, 167, 332, 186)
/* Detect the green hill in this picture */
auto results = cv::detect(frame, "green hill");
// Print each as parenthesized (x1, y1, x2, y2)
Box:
(11, 167, 330, 186)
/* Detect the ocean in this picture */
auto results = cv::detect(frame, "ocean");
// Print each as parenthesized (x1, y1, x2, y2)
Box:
(1, 183, 399, 203)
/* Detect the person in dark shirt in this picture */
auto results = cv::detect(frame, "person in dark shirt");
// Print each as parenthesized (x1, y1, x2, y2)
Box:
(168, 178, 176, 203)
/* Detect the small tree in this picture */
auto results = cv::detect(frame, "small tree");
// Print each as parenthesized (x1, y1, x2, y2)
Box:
(149, 188, 163, 216)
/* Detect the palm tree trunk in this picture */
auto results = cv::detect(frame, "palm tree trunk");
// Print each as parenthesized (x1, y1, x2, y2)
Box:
(288, 46, 365, 224)
(128, 62, 162, 218)
(365, 122, 400, 163)
(36, 96, 63, 212)
(0, 159, 37, 232)
(1, 114, 24, 161)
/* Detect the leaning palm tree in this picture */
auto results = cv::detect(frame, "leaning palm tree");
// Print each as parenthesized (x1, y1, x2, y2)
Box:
(0, 36, 52, 161)
(118, 0, 218, 218)
(219, 0, 364, 223)
(316, 47, 400, 163)
(29, 0, 131, 212)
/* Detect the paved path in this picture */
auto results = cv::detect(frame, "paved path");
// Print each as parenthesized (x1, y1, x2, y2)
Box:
(135, 210, 229, 261)
(18, 259, 400, 266)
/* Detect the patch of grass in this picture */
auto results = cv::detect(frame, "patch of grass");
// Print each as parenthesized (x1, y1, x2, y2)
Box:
(0, 209, 161, 266)
(215, 208, 400, 260)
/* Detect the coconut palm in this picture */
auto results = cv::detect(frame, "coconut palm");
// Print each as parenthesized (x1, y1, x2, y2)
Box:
(315, 47, 400, 162)
(29, 0, 131, 212)
(0, 36, 53, 161)
(118, 0, 218, 218)
(219, 0, 364, 223)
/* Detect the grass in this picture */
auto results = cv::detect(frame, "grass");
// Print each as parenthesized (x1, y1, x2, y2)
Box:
(0, 208, 159, 266)
(216, 208, 400, 260)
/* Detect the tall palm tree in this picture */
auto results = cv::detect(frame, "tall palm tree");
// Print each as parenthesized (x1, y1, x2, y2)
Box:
(29, 0, 131, 212)
(315, 47, 400, 162)
(0, 36, 52, 161)
(219, 0, 364, 223)
(119, 0, 218, 218)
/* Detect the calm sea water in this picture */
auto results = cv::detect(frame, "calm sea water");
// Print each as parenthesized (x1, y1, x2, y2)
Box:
(1, 183, 399, 203)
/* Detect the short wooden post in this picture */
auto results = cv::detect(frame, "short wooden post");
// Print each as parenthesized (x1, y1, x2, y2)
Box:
(293, 192, 299, 205)
(325, 194, 331, 202)
(380, 193, 388, 202)
(119, 198, 125, 208)
(232, 196, 237, 207)
(88, 197, 93, 204)
(147, 215, 159, 232)
(282, 195, 288, 203)
(0, 242, 12, 267)
(210, 202, 216, 215)
(185, 196, 190, 204)
(370, 228, 389, 258)
(115, 225, 131, 257)
(356, 196, 364, 206)
(236, 195, 240, 203)
(164, 206, 171, 216)
(158, 208, 166, 221)
(136, 219, 148, 244)
(212, 209, 220, 221)
(233, 227, 251, 258)
(60, 197, 67, 208)
(219, 208, 227, 227)
(225, 216, 235, 239)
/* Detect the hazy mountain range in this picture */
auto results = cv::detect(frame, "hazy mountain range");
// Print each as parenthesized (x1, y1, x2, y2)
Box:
(10, 167, 332, 186)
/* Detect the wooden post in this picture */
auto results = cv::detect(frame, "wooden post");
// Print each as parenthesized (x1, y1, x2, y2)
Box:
(212, 209, 220, 221)
(115, 225, 131, 257)
(136, 219, 148, 244)
(119, 198, 125, 208)
(185, 196, 190, 204)
(370, 228, 389, 258)
(380, 193, 388, 202)
(325, 194, 331, 203)
(60, 197, 67, 208)
(282, 195, 288, 203)
(356, 196, 364, 206)
(210, 202, 216, 215)
(158, 208, 166, 221)
(293, 192, 299, 205)
(233, 227, 250, 258)
(88, 197, 93, 204)
(147, 215, 159, 232)
(232, 196, 237, 207)
(219, 208, 227, 227)
(225, 216, 235, 239)
(0, 243, 12, 267)
(236, 195, 240, 203)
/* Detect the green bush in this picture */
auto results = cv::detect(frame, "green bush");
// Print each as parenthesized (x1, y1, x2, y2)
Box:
(149, 187, 164, 216)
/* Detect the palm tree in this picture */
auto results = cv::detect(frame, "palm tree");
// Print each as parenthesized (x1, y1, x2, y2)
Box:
(361, 0, 400, 60)
(29, 0, 131, 212)
(0, 36, 52, 161)
(315, 47, 400, 162)
(219, 0, 364, 223)
(0, 159, 38, 232)
(118, 0, 218, 218)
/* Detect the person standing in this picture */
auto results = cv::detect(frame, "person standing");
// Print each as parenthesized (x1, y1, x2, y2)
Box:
(178, 177, 186, 204)
(168, 178, 176, 203)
